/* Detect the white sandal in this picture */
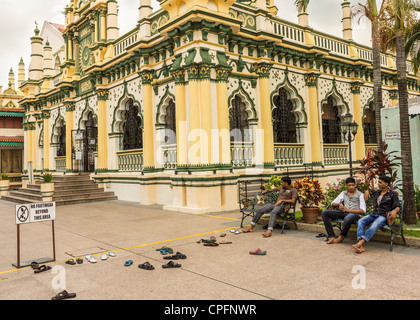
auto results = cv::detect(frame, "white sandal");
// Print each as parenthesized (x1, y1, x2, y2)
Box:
(85, 254, 97, 263)
(107, 252, 116, 257)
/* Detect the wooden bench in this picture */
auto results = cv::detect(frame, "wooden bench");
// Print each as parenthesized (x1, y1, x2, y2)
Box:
(239, 190, 297, 233)
(330, 198, 406, 252)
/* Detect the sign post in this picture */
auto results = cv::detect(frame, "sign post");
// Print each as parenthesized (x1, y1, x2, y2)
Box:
(14, 202, 56, 268)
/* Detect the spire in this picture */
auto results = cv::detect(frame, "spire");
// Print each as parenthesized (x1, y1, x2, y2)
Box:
(29, 22, 44, 81)
(8, 68, 15, 91)
(341, 1, 353, 41)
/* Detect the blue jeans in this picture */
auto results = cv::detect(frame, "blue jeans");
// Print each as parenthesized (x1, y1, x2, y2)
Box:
(357, 214, 387, 242)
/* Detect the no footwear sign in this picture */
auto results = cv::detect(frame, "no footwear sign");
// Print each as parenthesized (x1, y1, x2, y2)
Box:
(15, 202, 56, 225)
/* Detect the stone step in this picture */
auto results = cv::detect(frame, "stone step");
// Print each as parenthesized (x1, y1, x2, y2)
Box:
(52, 191, 116, 201)
(2, 174, 117, 206)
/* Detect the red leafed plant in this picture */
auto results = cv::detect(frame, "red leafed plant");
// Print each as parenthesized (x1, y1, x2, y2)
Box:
(357, 141, 402, 191)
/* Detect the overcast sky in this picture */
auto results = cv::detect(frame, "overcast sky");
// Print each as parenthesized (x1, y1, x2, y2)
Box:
(0, 0, 373, 91)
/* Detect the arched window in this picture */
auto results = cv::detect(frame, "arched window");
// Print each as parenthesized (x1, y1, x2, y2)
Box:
(322, 96, 341, 144)
(229, 95, 251, 142)
(163, 99, 176, 144)
(272, 87, 299, 143)
(364, 101, 377, 144)
(57, 121, 66, 157)
(121, 98, 142, 150)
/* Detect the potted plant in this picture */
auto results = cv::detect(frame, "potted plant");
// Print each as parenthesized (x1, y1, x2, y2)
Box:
(0, 173, 10, 196)
(264, 175, 282, 191)
(293, 177, 325, 224)
(415, 183, 420, 220)
(40, 173, 54, 202)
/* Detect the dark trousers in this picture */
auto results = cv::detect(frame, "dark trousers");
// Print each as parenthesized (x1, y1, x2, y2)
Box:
(321, 210, 361, 238)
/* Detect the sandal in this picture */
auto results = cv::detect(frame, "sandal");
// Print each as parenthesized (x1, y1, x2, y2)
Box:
(249, 248, 267, 255)
(65, 259, 76, 265)
(219, 241, 232, 244)
(138, 262, 155, 270)
(162, 261, 181, 268)
(76, 258, 83, 264)
(204, 242, 219, 246)
(34, 265, 52, 273)
(107, 252, 116, 257)
(163, 252, 187, 260)
(85, 254, 97, 263)
(30, 262, 40, 270)
(51, 290, 76, 300)
(124, 260, 133, 266)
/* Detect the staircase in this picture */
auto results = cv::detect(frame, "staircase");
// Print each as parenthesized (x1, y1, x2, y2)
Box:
(2, 173, 117, 206)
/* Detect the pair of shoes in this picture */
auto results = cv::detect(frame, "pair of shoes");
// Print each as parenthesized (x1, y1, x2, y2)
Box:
(52, 290, 76, 300)
(316, 233, 327, 238)
(197, 238, 217, 244)
(85, 254, 97, 263)
(249, 248, 267, 255)
(230, 229, 242, 234)
(162, 261, 181, 268)
(163, 252, 187, 260)
(101, 251, 117, 260)
(203, 242, 219, 246)
(138, 262, 155, 270)
(156, 246, 173, 255)
(34, 265, 52, 273)
(263, 223, 286, 230)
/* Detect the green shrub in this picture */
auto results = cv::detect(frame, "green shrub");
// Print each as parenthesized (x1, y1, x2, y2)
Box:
(41, 173, 53, 183)
(264, 175, 282, 191)
(0, 173, 9, 180)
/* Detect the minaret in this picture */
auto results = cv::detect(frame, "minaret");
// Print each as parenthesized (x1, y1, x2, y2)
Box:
(43, 40, 53, 78)
(8, 68, 15, 91)
(138, 0, 152, 39)
(297, 2, 309, 27)
(18, 58, 25, 88)
(29, 25, 44, 81)
(341, 1, 353, 41)
(107, 0, 119, 41)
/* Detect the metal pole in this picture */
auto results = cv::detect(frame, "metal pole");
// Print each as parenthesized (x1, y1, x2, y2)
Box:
(52, 220, 56, 262)
(17, 224, 20, 269)
(348, 130, 353, 177)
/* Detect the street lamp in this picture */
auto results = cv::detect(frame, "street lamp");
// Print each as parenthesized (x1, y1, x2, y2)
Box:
(340, 113, 359, 177)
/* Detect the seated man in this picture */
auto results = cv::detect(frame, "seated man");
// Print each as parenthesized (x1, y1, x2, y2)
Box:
(321, 177, 366, 244)
(243, 176, 297, 237)
(353, 176, 401, 253)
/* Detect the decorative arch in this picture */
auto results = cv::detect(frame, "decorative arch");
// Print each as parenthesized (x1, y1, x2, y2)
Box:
(270, 69, 308, 125)
(228, 79, 257, 121)
(111, 81, 142, 133)
(77, 98, 97, 130)
(320, 78, 350, 116)
(50, 110, 65, 145)
(156, 85, 176, 126)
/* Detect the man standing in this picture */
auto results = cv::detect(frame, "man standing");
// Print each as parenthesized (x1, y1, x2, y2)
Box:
(243, 176, 297, 237)
(321, 177, 366, 244)
(353, 176, 401, 253)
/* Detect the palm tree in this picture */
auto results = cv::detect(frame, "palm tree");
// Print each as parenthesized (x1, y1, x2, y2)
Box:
(352, 0, 389, 148)
(405, 8, 420, 74)
(383, 0, 418, 224)
(294, 0, 310, 9)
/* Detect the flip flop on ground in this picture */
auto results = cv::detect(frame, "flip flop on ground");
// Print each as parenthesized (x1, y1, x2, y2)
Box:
(162, 261, 181, 268)
(249, 248, 267, 255)
(51, 290, 76, 300)
(138, 262, 155, 270)
(34, 265, 52, 273)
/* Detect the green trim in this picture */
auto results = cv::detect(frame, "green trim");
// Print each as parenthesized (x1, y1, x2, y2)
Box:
(320, 78, 350, 114)
(227, 79, 257, 121)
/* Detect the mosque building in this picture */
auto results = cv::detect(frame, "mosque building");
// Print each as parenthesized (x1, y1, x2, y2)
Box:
(14, 0, 420, 213)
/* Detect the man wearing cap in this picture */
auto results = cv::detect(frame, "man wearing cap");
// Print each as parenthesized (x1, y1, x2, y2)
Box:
(353, 176, 401, 253)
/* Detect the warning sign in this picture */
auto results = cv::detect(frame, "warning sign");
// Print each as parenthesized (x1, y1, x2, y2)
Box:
(16, 202, 56, 225)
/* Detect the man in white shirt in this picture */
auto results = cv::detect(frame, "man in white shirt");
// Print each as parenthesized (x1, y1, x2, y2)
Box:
(321, 177, 366, 244)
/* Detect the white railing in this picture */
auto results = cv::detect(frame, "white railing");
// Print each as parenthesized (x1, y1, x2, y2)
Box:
(272, 22, 305, 44)
(114, 32, 138, 57)
(314, 35, 349, 57)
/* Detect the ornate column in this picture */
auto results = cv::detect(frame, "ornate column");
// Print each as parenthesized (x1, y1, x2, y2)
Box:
(186, 64, 201, 166)
(73, 32, 80, 79)
(199, 63, 212, 166)
(350, 81, 365, 161)
(64, 101, 75, 171)
(42, 110, 51, 171)
(304, 72, 322, 166)
(97, 89, 109, 171)
(171, 67, 188, 169)
(139, 70, 155, 172)
(215, 65, 231, 167)
(256, 62, 274, 168)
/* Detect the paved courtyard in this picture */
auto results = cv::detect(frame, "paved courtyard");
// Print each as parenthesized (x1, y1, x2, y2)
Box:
(1, 199, 420, 301)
